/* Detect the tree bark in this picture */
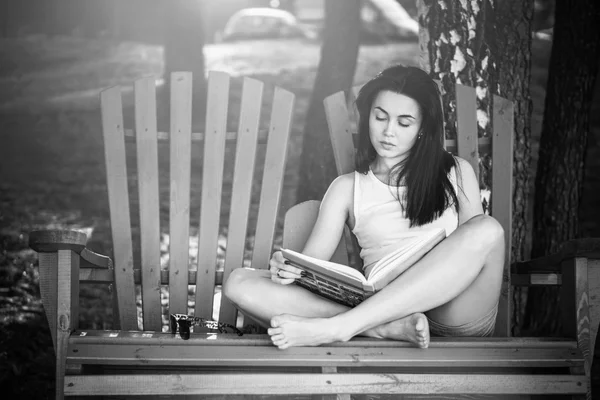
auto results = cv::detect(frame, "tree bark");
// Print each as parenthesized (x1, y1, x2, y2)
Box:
(296, 0, 362, 202)
(419, 0, 534, 336)
(525, 0, 600, 336)
(494, 0, 534, 335)
(418, 0, 495, 144)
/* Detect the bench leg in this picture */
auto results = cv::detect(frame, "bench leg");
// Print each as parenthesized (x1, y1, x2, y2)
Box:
(39, 250, 78, 400)
(561, 258, 592, 400)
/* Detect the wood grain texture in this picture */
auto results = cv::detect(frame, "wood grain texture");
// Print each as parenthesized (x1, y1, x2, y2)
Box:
(492, 94, 514, 337)
(100, 85, 137, 330)
(68, 342, 583, 368)
(195, 71, 230, 319)
(251, 86, 295, 270)
(38, 253, 58, 349)
(168, 72, 193, 316)
(455, 84, 479, 181)
(588, 259, 599, 360)
(63, 373, 587, 396)
(219, 77, 264, 326)
(67, 330, 578, 348)
(29, 230, 87, 253)
(56, 250, 75, 400)
(561, 258, 592, 400)
(134, 76, 162, 331)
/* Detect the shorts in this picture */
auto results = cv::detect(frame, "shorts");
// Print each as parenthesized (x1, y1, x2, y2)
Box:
(428, 304, 498, 337)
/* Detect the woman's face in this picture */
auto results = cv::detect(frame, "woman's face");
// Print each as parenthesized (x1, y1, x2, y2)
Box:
(368, 90, 422, 164)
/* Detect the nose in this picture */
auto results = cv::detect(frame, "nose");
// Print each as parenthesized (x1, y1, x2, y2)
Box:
(383, 123, 394, 137)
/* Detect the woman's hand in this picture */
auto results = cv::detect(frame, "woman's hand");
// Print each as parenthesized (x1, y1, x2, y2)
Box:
(269, 251, 304, 285)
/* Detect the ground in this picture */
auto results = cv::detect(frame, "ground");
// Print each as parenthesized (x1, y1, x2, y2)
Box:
(1, 33, 598, 399)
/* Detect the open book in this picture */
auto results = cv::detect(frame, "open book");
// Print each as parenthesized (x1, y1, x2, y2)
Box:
(281, 228, 446, 307)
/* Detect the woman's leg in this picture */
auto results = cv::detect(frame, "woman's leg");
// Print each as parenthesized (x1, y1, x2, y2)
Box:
(223, 268, 429, 347)
(267, 214, 505, 348)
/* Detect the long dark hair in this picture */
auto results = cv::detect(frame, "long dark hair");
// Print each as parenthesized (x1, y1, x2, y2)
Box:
(355, 65, 459, 227)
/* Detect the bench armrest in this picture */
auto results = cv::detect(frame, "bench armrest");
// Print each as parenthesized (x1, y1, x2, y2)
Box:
(511, 237, 600, 273)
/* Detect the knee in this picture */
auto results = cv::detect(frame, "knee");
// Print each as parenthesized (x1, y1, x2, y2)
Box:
(469, 214, 505, 248)
(222, 268, 252, 305)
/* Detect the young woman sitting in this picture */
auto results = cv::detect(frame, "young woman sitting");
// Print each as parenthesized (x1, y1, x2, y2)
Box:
(223, 65, 505, 349)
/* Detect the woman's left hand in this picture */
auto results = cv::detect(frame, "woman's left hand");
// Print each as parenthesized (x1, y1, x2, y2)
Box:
(269, 250, 304, 285)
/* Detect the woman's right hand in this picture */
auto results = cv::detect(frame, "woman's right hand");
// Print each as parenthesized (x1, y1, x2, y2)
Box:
(269, 250, 304, 285)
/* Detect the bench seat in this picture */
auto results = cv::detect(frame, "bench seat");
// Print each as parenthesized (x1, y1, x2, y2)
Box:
(62, 331, 587, 397)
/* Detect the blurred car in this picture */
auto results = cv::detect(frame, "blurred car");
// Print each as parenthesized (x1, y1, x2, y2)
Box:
(362, 0, 419, 42)
(216, 8, 319, 43)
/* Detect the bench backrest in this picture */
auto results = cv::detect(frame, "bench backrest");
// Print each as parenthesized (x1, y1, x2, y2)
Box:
(323, 83, 515, 336)
(100, 71, 294, 330)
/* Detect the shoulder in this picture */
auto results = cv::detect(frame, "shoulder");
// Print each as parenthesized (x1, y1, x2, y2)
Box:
(321, 172, 354, 209)
(451, 156, 476, 184)
(327, 172, 355, 194)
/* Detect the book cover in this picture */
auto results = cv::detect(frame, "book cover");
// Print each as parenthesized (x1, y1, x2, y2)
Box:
(281, 228, 446, 307)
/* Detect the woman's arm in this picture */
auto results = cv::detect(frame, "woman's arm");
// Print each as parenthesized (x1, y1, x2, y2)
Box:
(270, 172, 354, 284)
(454, 157, 484, 225)
(301, 173, 354, 259)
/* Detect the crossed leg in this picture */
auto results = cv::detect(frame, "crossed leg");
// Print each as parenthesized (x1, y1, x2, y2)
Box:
(224, 214, 504, 349)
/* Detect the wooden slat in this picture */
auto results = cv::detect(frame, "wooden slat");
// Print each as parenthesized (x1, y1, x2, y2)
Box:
(168, 72, 193, 316)
(38, 253, 58, 348)
(64, 374, 587, 396)
(134, 76, 162, 331)
(100, 86, 137, 330)
(320, 367, 351, 400)
(56, 250, 76, 400)
(455, 84, 479, 180)
(250, 87, 295, 270)
(68, 330, 578, 348)
(492, 94, 514, 337)
(124, 128, 269, 142)
(511, 273, 562, 286)
(433, 79, 446, 147)
(561, 258, 592, 383)
(324, 90, 355, 175)
(589, 259, 600, 361)
(68, 343, 583, 368)
(195, 71, 229, 318)
(219, 77, 264, 325)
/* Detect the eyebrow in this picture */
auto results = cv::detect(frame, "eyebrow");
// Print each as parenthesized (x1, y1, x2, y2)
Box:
(374, 106, 416, 120)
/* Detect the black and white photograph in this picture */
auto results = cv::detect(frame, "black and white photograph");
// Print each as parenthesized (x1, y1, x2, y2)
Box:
(1, 0, 599, 398)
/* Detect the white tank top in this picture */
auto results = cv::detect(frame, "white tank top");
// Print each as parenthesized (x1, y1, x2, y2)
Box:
(352, 169, 459, 272)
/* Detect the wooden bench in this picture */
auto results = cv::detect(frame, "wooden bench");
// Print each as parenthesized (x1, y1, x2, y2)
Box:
(29, 71, 599, 399)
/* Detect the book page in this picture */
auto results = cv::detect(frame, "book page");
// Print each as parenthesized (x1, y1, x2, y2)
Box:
(281, 249, 367, 283)
(366, 228, 446, 289)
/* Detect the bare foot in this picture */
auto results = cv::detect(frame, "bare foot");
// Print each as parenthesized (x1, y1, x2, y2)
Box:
(267, 314, 342, 349)
(373, 313, 430, 348)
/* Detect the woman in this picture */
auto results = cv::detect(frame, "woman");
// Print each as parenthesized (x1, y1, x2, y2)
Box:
(223, 65, 505, 349)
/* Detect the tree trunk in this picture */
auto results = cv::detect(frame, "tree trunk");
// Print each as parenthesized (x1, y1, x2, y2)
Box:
(163, 0, 206, 106)
(494, 0, 534, 336)
(524, 0, 600, 336)
(419, 0, 534, 336)
(418, 0, 496, 144)
(296, 0, 361, 203)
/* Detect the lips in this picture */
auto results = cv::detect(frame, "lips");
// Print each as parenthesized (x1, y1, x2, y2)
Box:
(380, 141, 395, 148)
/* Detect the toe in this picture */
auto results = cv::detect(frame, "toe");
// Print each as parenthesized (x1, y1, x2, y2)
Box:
(270, 333, 285, 342)
(267, 327, 282, 336)
(270, 316, 282, 328)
